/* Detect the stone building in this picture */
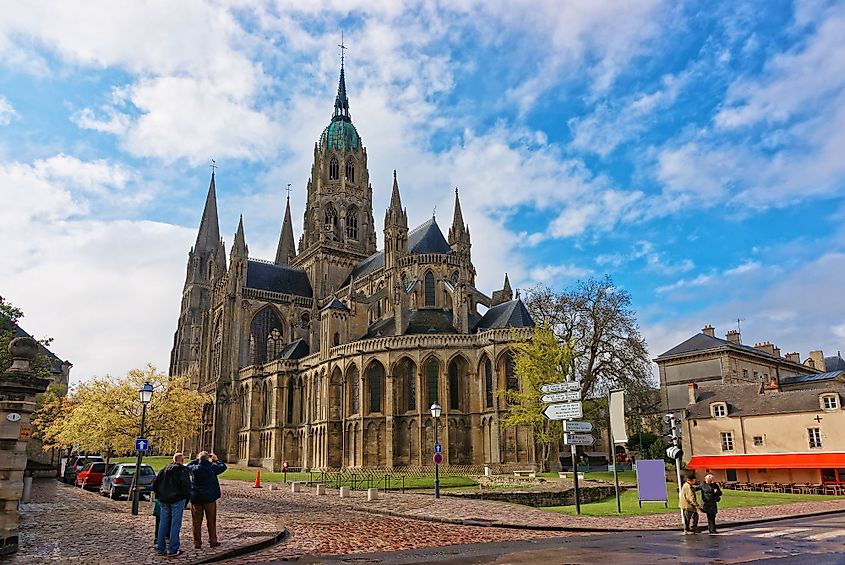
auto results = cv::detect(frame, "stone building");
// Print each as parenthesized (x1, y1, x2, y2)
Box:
(654, 324, 832, 412)
(684, 372, 845, 485)
(169, 60, 537, 471)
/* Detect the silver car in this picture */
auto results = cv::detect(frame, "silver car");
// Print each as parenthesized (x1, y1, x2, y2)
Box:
(99, 463, 156, 500)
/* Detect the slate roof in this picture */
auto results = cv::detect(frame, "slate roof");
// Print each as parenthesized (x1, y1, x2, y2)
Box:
(246, 259, 313, 298)
(363, 309, 460, 339)
(345, 218, 453, 283)
(780, 371, 845, 386)
(657, 331, 809, 363)
(5, 321, 69, 376)
(278, 339, 309, 360)
(687, 382, 845, 419)
(473, 299, 535, 332)
(322, 297, 349, 312)
(825, 354, 845, 371)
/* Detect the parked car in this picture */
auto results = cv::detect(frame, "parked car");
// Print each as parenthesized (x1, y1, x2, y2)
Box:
(75, 462, 111, 490)
(99, 463, 156, 500)
(63, 455, 104, 484)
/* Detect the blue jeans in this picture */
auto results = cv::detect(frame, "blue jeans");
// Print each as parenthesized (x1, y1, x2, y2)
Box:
(157, 499, 185, 554)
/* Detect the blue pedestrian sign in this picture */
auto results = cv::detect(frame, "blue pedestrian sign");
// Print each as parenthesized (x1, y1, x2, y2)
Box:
(434, 443, 442, 454)
(135, 438, 149, 452)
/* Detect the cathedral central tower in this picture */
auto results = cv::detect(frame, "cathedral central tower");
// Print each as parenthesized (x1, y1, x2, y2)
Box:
(293, 58, 376, 299)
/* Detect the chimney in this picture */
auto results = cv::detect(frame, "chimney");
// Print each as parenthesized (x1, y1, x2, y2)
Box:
(786, 352, 801, 363)
(754, 342, 775, 356)
(702, 324, 715, 337)
(808, 350, 826, 371)
(688, 382, 698, 405)
(726, 330, 741, 345)
(773, 346, 781, 358)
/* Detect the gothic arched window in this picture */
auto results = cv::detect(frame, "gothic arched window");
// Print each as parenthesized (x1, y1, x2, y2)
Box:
(348, 366, 360, 414)
(367, 362, 384, 414)
(426, 358, 439, 407)
(424, 271, 435, 307)
(286, 377, 295, 424)
(399, 358, 417, 412)
(333, 332, 340, 346)
(346, 206, 358, 240)
(484, 356, 494, 408)
(329, 157, 339, 180)
(240, 386, 249, 429)
(345, 158, 355, 182)
(298, 378, 305, 423)
(448, 358, 464, 411)
(250, 307, 285, 365)
(210, 314, 223, 381)
(315, 374, 322, 421)
(504, 352, 518, 391)
(261, 381, 273, 427)
(325, 203, 338, 240)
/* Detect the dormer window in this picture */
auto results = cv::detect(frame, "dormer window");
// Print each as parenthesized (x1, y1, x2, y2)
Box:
(711, 402, 727, 418)
(821, 394, 840, 411)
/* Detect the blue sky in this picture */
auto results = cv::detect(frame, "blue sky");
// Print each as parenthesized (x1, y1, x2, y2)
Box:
(2, 0, 844, 382)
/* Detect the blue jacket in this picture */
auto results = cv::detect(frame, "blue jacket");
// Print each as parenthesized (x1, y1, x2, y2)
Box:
(187, 459, 227, 504)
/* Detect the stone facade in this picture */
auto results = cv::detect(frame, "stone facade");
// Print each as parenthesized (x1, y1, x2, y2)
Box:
(170, 60, 537, 471)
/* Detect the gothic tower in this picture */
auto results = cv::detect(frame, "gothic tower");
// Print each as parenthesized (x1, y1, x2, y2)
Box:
(293, 57, 377, 300)
(170, 172, 226, 380)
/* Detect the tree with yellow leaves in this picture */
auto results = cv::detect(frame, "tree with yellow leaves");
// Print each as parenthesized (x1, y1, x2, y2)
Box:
(45, 364, 209, 466)
(500, 326, 574, 471)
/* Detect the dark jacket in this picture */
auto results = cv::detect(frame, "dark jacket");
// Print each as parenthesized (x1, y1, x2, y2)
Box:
(153, 463, 191, 504)
(187, 459, 227, 504)
(699, 482, 722, 514)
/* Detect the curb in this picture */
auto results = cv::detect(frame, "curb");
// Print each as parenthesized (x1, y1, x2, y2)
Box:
(351, 504, 845, 534)
(188, 529, 289, 564)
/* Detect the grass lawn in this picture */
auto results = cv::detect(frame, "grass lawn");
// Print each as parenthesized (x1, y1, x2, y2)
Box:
(111, 456, 476, 490)
(547, 483, 834, 516)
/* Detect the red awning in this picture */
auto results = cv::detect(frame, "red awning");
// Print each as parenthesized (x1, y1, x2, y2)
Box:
(688, 452, 845, 470)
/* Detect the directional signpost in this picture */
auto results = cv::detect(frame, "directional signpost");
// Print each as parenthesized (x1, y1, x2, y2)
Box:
(563, 421, 593, 433)
(564, 432, 596, 446)
(540, 381, 580, 394)
(543, 401, 583, 420)
(541, 390, 581, 403)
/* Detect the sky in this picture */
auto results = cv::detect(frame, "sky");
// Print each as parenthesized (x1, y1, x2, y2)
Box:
(2, 0, 845, 384)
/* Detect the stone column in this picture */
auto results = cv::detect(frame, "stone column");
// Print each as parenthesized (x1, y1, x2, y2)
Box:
(0, 337, 50, 555)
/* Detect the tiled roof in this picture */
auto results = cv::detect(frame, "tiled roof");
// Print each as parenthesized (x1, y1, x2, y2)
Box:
(322, 297, 349, 312)
(780, 371, 845, 385)
(278, 339, 309, 360)
(474, 299, 535, 332)
(246, 260, 312, 298)
(687, 382, 845, 418)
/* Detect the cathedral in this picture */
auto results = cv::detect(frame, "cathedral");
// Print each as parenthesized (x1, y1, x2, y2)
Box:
(169, 58, 537, 471)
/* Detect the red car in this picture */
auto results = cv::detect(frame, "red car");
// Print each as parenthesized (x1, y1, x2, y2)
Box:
(75, 462, 110, 490)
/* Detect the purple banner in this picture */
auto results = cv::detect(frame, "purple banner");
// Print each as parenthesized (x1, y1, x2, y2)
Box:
(636, 459, 668, 502)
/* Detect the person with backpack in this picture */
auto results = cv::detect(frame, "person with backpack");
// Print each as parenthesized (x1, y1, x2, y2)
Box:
(152, 452, 191, 556)
(699, 474, 723, 534)
(186, 451, 227, 549)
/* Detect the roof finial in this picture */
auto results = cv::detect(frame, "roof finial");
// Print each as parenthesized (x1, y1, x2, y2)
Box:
(333, 33, 350, 122)
(432, 205, 436, 220)
(286, 182, 291, 201)
(210, 159, 217, 176)
(338, 31, 347, 69)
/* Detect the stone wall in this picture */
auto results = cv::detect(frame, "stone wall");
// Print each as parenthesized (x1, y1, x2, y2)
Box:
(446, 485, 619, 507)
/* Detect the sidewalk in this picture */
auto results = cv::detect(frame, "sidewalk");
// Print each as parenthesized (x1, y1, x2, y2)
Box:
(12, 479, 282, 564)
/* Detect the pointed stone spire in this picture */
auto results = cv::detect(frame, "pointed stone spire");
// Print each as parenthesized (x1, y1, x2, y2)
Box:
(448, 187, 467, 245)
(231, 215, 248, 258)
(384, 170, 407, 228)
(503, 273, 512, 295)
(195, 172, 222, 253)
(333, 49, 350, 123)
(389, 170, 402, 211)
(275, 196, 296, 265)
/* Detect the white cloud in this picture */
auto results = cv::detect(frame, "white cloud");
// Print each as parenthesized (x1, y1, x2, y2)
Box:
(526, 264, 592, 287)
(0, 96, 17, 125)
(655, 260, 761, 293)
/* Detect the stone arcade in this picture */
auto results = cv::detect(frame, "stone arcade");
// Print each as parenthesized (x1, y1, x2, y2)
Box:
(170, 58, 537, 471)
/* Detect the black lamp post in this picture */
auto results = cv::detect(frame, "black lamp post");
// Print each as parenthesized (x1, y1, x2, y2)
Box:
(131, 381, 154, 515)
(431, 401, 442, 499)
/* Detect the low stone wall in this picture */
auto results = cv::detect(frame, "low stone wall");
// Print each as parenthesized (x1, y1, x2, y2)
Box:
(446, 485, 619, 507)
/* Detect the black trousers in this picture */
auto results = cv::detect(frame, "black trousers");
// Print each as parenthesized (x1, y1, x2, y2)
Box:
(683, 509, 699, 532)
(704, 511, 717, 533)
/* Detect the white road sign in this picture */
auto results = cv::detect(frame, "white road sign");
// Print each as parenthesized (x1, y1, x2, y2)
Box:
(563, 421, 593, 433)
(564, 432, 595, 446)
(540, 381, 580, 394)
(543, 401, 583, 420)
(541, 390, 581, 403)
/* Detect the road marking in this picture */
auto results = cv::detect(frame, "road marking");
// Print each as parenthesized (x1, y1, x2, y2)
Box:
(722, 527, 771, 536)
(805, 530, 844, 541)
(755, 527, 812, 538)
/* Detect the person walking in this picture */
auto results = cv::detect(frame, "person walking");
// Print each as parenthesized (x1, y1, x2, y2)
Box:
(153, 452, 191, 557)
(680, 474, 700, 534)
(699, 474, 723, 534)
(187, 451, 227, 549)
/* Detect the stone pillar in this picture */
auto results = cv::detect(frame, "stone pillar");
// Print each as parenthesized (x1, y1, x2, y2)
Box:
(0, 337, 50, 555)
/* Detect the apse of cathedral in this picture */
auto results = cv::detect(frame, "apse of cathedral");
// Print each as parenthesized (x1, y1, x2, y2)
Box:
(169, 58, 537, 471)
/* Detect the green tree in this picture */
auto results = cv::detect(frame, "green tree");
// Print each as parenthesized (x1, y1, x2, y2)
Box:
(45, 365, 208, 464)
(500, 326, 574, 471)
(31, 383, 70, 447)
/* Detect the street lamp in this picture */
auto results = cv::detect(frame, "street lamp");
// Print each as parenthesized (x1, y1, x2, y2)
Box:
(131, 381, 154, 515)
(430, 402, 442, 499)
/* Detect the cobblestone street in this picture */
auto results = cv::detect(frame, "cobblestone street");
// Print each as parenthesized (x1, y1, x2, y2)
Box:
(9, 478, 845, 564)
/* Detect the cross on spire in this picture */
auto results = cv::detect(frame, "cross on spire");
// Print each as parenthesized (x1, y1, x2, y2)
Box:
(285, 183, 292, 200)
(210, 159, 218, 174)
(338, 32, 347, 68)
